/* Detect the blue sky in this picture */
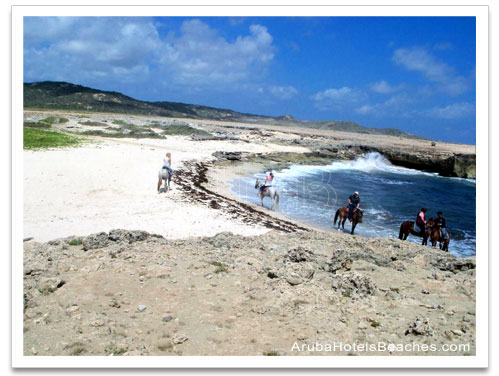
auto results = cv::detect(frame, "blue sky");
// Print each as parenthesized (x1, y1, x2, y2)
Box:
(24, 16, 476, 144)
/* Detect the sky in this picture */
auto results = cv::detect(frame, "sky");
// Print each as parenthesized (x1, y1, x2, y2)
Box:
(23, 16, 476, 144)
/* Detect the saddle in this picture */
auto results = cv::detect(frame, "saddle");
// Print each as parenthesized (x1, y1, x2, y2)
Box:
(440, 229, 449, 240)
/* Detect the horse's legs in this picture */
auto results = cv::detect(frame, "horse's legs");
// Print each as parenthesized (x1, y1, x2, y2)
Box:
(157, 178, 162, 193)
(341, 218, 346, 230)
(351, 222, 356, 235)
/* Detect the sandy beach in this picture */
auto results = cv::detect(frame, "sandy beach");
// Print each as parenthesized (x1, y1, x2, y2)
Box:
(23, 121, 309, 242)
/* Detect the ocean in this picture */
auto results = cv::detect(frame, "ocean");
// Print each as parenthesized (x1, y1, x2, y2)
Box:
(230, 153, 476, 258)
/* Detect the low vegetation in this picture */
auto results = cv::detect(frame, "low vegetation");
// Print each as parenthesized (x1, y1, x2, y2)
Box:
(79, 120, 108, 127)
(69, 237, 83, 246)
(160, 124, 211, 136)
(24, 128, 82, 150)
(40, 116, 68, 125)
(80, 119, 210, 139)
(23, 121, 51, 128)
(211, 261, 229, 274)
(81, 129, 165, 139)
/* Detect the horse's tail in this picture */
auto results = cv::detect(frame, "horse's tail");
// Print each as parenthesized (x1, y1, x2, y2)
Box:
(334, 209, 340, 225)
(398, 223, 404, 240)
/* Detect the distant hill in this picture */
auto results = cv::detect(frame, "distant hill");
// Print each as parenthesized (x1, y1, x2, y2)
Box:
(24, 81, 424, 139)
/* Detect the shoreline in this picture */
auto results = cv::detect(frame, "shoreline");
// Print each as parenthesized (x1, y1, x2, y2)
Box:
(22, 109, 476, 245)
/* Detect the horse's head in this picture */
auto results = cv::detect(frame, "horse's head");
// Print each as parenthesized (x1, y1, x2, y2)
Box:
(355, 210, 364, 223)
(255, 179, 262, 189)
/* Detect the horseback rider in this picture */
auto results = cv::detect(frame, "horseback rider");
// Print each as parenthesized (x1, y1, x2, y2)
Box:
(162, 152, 174, 176)
(259, 172, 274, 197)
(347, 191, 360, 221)
(415, 207, 427, 235)
(435, 211, 448, 240)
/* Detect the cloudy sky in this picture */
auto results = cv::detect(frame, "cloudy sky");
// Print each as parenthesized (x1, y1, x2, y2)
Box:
(24, 16, 476, 143)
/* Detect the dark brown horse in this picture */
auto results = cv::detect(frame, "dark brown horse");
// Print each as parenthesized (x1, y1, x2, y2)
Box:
(424, 226, 451, 252)
(334, 206, 363, 235)
(399, 218, 436, 245)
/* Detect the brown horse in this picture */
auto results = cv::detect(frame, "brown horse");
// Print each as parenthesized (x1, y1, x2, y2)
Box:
(334, 206, 363, 235)
(424, 226, 451, 252)
(399, 218, 436, 245)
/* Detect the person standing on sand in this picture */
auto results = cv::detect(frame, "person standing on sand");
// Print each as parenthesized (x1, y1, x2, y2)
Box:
(347, 191, 361, 220)
(162, 152, 174, 176)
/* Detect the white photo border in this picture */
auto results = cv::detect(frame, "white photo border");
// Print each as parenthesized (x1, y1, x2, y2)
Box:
(11, 3, 488, 368)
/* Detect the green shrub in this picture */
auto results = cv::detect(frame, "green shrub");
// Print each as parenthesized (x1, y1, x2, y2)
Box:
(160, 124, 211, 136)
(69, 237, 82, 246)
(24, 128, 81, 149)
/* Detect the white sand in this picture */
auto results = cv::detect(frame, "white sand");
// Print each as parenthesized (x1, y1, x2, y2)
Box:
(23, 136, 308, 242)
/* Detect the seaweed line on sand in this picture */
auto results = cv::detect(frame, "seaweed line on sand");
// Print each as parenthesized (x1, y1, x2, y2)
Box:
(173, 160, 308, 233)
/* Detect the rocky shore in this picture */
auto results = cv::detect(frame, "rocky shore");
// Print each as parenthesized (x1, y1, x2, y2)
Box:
(23, 229, 475, 356)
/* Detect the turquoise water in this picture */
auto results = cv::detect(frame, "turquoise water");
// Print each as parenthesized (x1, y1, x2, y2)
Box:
(231, 153, 476, 258)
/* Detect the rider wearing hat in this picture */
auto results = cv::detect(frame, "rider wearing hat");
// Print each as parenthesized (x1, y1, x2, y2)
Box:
(348, 191, 361, 221)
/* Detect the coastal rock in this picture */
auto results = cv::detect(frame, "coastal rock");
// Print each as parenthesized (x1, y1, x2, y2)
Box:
(23, 228, 475, 356)
(331, 272, 376, 297)
(285, 247, 314, 263)
(425, 254, 476, 273)
(405, 317, 434, 336)
(38, 278, 66, 294)
(82, 232, 110, 251)
(327, 250, 353, 273)
(108, 229, 152, 243)
(212, 151, 242, 161)
(82, 229, 162, 251)
(329, 248, 391, 270)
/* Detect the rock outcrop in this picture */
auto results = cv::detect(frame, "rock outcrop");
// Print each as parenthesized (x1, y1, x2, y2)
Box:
(23, 229, 476, 356)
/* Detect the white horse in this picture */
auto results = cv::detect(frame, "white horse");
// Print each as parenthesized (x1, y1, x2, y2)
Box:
(255, 179, 280, 210)
(157, 168, 172, 193)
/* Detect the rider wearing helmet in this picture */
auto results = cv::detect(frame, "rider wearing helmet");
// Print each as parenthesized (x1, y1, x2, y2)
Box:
(348, 191, 361, 221)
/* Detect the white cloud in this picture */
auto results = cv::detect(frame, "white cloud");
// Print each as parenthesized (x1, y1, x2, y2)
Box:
(159, 20, 274, 87)
(392, 47, 469, 96)
(355, 93, 414, 117)
(24, 17, 162, 84)
(311, 87, 367, 110)
(23, 17, 276, 89)
(426, 102, 475, 119)
(369, 80, 403, 94)
(269, 85, 298, 100)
